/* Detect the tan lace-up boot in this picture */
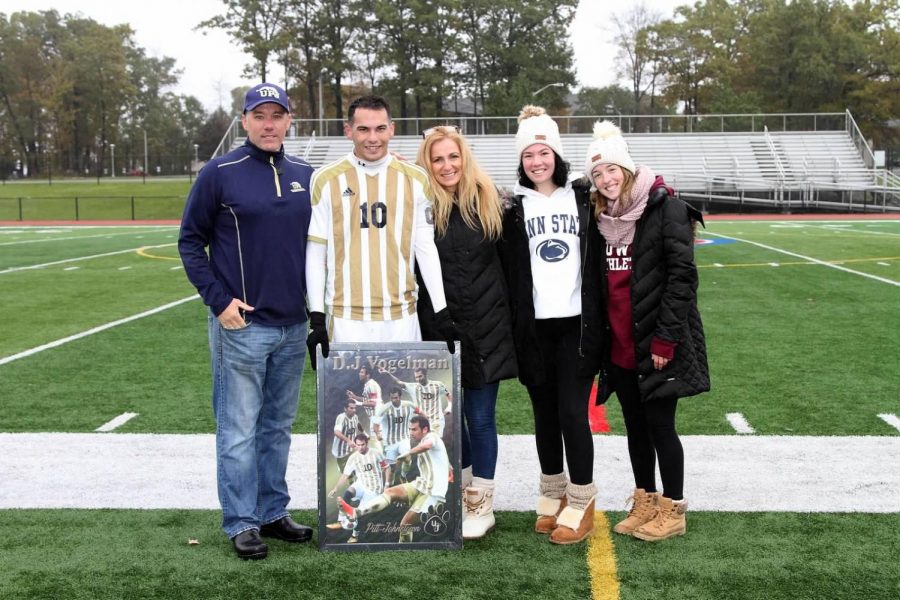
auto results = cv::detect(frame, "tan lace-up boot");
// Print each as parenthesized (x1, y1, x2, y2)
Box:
(613, 488, 660, 536)
(632, 496, 687, 541)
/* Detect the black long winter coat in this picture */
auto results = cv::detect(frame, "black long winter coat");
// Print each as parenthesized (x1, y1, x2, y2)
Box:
(500, 180, 604, 388)
(601, 188, 710, 403)
(418, 205, 518, 389)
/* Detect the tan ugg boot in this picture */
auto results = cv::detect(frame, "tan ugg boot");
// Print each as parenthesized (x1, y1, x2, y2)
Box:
(632, 496, 687, 541)
(550, 499, 595, 545)
(462, 478, 495, 540)
(535, 472, 568, 534)
(535, 495, 567, 534)
(613, 488, 660, 536)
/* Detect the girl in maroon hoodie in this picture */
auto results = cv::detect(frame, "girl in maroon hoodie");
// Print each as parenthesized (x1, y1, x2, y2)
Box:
(586, 121, 709, 542)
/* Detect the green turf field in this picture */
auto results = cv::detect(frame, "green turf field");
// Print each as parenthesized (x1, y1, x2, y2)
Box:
(1, 217, 898, 600)
(0, 179, 191, 221)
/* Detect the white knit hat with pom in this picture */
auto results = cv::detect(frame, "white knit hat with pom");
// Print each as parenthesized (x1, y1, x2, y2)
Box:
(515, 105, 564, 159)
(584, 120, 635, 177)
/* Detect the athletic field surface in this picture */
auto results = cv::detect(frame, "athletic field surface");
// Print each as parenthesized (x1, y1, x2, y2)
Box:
(1, 215, 898, 600)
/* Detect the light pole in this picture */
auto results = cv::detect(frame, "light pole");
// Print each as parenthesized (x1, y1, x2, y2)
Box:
(193, 143, 199, 165)
(318, 70, 325, 136)
(532, 82, 565, 97)
(110, 143, 116, 178)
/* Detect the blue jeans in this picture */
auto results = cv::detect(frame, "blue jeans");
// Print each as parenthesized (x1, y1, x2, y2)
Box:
(208, 315, 307, 538)
(460, 382, 499, 480)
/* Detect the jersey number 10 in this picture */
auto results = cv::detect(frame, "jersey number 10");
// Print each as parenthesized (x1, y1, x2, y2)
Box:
(359, 201, 388, 228)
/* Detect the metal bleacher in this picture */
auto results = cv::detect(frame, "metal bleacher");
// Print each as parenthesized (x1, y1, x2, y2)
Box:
(217, 110, 900, 213)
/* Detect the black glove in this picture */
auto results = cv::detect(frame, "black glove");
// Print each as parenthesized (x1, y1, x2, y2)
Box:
(432, 308, 460, 354)
(306, 311, 329, 370)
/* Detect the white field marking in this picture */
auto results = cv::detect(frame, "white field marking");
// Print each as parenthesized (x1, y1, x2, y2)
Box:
(169, 265, 183, 270)
(877, 262, 891, 266)
(0, 228, 175, 247)
(118, 266, 132, 271)
(2, 433, 899, 511)
(96, 412, 139, 432)
(714, 262, 724, 267)
(768, 262, 780, 267)
(878, 413, 900, 433)
(726, 412, 755, 434)
(802, 223, 900, 238)
(0, 295, 199, 366)
(705, 232, 900, 287)
(0, 243, 176, 275)
(63, 266, 79, 271)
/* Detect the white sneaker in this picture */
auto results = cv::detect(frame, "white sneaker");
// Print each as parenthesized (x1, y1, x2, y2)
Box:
(462, 483, 495, 540)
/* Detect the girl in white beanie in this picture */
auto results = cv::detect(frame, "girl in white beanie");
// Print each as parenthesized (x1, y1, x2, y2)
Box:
(586, 120, 709, 542)
(501, 105, 605, 545)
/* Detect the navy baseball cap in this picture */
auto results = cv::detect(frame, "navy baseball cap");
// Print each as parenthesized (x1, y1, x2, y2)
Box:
(243, 83, 290, 113)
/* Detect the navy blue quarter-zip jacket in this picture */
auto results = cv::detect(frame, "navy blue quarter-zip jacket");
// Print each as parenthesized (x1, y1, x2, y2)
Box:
(178, 140, 314, 326)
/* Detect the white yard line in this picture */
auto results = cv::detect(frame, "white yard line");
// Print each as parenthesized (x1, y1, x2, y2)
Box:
(0, 243, 177, 275)
(802, 223, 900, 238)
(726, 412, 755, 434)
(0, 295, 199, 366)
(96, 413, 139, 432)
(0, 229, 175, 247)
(878, 413, 900, 433)
(0, 433, 897, 512)
(705, 232, 900, 287)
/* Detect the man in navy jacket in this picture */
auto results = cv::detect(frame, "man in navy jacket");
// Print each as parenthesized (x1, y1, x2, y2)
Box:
(179, 83, 313, 560)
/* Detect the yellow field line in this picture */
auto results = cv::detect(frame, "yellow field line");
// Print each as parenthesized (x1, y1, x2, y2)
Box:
(136, 246, 181, 261)
(698, 256, 899, 268)
(589, 511, 620, 600)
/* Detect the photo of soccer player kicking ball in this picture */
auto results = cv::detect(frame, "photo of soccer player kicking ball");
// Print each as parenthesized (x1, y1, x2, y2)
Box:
(327, 432, 389, 544)
(337, 414, 451, 544)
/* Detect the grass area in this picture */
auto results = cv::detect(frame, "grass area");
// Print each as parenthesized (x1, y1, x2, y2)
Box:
(0, 510, 896, 600)
(0, 179, 192, 221)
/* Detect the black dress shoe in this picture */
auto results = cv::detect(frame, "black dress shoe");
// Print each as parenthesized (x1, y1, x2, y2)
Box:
(232, 529, 268, 560)
(259, 516, 313, 543)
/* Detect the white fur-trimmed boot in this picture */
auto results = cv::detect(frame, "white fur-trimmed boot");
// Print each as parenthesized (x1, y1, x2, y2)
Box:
(462, 477, 495, 540)
(549, 482, 597, 545)
(535, 472, 568, 534)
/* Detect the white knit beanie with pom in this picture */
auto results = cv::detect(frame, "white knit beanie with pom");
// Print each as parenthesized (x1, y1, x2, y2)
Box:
(515, 105, 564, 159)
(584, 120, 635, 177)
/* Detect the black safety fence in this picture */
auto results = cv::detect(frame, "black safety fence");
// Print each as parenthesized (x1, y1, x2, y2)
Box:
(0, 196, 186, 221)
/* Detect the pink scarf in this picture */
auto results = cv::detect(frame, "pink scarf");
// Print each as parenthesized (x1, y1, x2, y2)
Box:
(597, 166, 655, 247)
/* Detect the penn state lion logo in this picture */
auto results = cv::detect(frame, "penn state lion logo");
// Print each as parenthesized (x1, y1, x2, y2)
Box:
(536, 239, 570, 262)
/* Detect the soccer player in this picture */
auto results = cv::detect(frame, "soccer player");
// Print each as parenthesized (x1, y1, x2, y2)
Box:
(328, 433, 389, 543)
(346, 364, 383, 451)
(382, 367, 452, 437)
(338, 414, 449, 543)
(332, 399, 359, 474)
(304, 95, 458, 366)
(376, 387, 417, 484)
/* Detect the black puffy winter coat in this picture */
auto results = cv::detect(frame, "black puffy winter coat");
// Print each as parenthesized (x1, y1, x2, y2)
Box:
(501, 179, 604, 388)
(601, 188, 710, 402)
(418, 205, 518, 389)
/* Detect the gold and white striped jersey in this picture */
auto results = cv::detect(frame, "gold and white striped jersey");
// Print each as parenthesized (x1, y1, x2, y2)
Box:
(360, 379, 382, 418)
(343, 448, 386, 494)
(402, 380, 451, 429)
(413, 431, 449, 499)
(375, 400, 416, 446)
(309, 153, 435, 321)
(332, 412, 359, 458)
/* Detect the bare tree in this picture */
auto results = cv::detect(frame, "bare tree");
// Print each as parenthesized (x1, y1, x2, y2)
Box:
(611, 2, 664, 115)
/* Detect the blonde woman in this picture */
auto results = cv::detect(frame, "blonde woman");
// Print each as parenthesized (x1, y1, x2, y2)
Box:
(415, 126, 517, 540)
(586, 121, 709, 541)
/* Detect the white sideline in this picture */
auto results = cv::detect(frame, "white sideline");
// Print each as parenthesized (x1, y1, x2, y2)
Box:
(1, 433, 898, 513)
(0, 229, 175, 247)
(0, 295, 199, 366)
(705, 232, 900, 287)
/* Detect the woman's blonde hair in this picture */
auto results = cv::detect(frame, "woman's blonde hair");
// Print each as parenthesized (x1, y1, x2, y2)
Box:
(416, 127, 502, 239)
(590, 166, 636, 220)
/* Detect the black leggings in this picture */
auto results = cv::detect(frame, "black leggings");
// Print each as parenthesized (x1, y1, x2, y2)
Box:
(525, 317, 595, 485)
(610, 363, 684, 500)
